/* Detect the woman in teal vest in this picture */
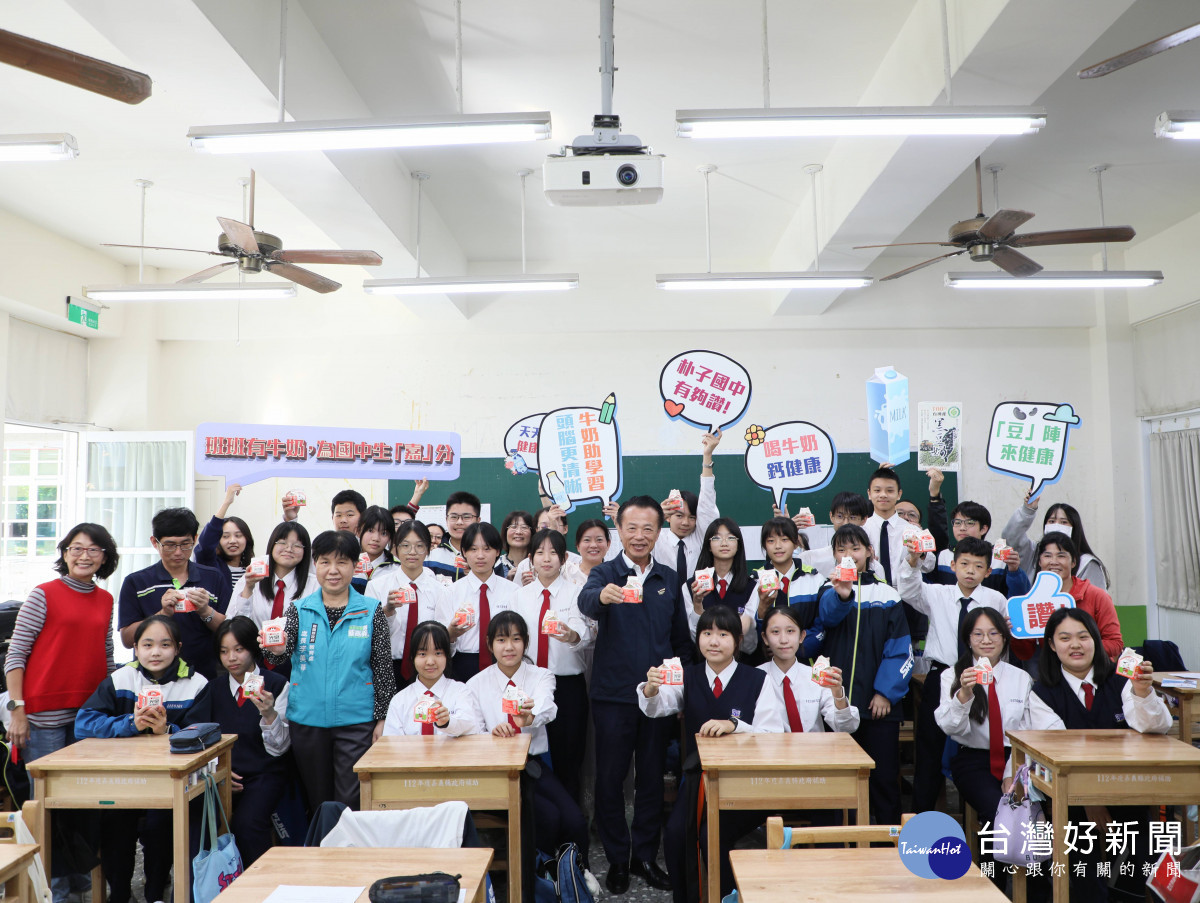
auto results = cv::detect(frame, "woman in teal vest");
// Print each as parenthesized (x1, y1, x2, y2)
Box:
(262, 530, 395, 810)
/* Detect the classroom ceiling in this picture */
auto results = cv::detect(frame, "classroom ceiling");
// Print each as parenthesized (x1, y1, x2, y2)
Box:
(0, 0, 1197, 308)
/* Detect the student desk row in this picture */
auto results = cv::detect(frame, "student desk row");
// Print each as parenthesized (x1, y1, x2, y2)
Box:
(0, 844, 40, 902)
(1153, 670, 1200, 843)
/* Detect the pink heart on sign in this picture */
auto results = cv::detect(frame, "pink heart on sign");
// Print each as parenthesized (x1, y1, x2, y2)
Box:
(664, 400, 685, 417)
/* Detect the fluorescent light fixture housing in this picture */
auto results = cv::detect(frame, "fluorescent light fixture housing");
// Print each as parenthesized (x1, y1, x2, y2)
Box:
(84, 283, 298, 302)
(189, 113, 552, 154)
(363, 274, 579, 296)
(1155, 110, 1200, 139)
(656, 272, 873, 291)
(944, 270, 1163, 289)
(676, 106, 1046, 139)
(0, 133, 79, 161)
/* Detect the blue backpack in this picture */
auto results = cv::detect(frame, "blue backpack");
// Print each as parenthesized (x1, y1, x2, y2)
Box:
(535, 844, 593, 903)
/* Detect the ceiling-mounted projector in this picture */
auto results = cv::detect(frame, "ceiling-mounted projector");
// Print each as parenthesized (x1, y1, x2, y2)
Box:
(544, 114, 664, 207)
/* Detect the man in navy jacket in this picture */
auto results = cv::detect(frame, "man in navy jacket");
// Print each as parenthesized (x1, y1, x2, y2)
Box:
(580, 496, 693, 894)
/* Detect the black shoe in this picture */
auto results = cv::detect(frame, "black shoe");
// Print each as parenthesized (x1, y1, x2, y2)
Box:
(630, 859, 672, 890)
(605, 862, 630, 895)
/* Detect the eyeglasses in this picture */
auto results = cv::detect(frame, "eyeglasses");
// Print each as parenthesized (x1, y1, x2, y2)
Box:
(970, 630, 1001, 641)
(446, 514, 478, 523)
(66, 545, 103, 557)
(397, 543, 428, 554)
(274, 541, 306, 552)
(157, 540, 195, 553)
(952, 519, 980, 529)
(710, 535, 739, 545)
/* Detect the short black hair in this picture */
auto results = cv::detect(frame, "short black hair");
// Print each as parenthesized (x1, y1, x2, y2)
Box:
(530, 528, 567, 564)
(394, 519, 432, 551)
(134, 613, 181, 647)
(55, 523, 119, 580)
(214, 615, 263, 664)
(617, 495, 664, 528)
(868, 467, 901, 491)
(760, 516, 799, 549)
(331, 490, 366, 516)
(407, 620, 453, 670)
(461, 522, 502, 553)
(312, 529, 361, 562)
(696, 605, 743, 648)
(831, 524, 872, 560)
(951, 501, 993, 533)
(486, 608, 530, 652)
(445, 491, 482, 516)
(674, 490, 699, 518)
(1039, 607, 1111, 687)
(1035, 533, 1078, 576)
(953, 536, 993, 563)
(829, 492, 872, 521)
(574, 518, 610, 547)
(358, 506, 395, 545)
(152, 507, 199, 541)
(390, 504, 417, 519)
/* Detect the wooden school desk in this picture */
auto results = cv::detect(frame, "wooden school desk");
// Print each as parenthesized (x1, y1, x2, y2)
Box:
(1153, 671, 1200, 842)
(25, 734, 235, 903)
(1007, 729, 1200, 903)
(214, 847, 494, 903)
(731, 848, 1007, 903)
(0, 844, 40, 902)
(697, 732, 874, 903)
(355, 734, 530, 903)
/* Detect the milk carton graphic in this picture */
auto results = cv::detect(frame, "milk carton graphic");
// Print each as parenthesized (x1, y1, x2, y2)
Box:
(866, 366, 910, 465)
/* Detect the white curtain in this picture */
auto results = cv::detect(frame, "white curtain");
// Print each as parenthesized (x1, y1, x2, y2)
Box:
(5, 319, 87, 424)
(1134, 304, 1200, 417)
(1149, 429, 1200, 613)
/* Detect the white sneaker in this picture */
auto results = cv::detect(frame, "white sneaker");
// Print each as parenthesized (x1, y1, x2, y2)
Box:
(583, 869, 601, 899)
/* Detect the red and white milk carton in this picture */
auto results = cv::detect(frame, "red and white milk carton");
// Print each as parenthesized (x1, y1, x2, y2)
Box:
(137, 687, 164, 710)
(501, 683, 533, 716)
(354, 553, 372, 578)
(757, 568, 781, 595)
(413, 696, 439, 724)
(659, 657, 684, 686)
(262, 617, 287, 648)
(903, 528, 936, 554)
(667, 489, 683, 512)
(974, 659, 994, 686)
(811, 655, 833, 686)
(694, 567, 715, 594)
(174, 589, 196, 613)
(242, 672, 264, 697)
(281, 490, 306, 509)
(453, 606, 476, 629)
(796, 507, 814, 527)
(246, 557, 270, 579)
(388, 585, 419, 606)
(1116, 647, 1144, 679)
(991, 540, 1013, 570)
(541, 609, 565, 636)
(623, 577, 643, 604)
(454, 554, 469, 571)
(833, 556, 858, 583)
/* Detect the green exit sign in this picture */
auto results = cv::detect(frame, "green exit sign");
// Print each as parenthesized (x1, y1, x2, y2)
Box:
(67, 302, 99, 330)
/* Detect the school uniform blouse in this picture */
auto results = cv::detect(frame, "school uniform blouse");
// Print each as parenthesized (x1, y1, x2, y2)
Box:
(683, 572, 758, 654)
(224, 667, 291, 756)
(934, 661, 1032, 751)
(382, 674, 484, 737)
(467, 662, 557, 755)
(366, 567, 448, 660)
(435, 572, 518, 656)
(637, 661, 786, 734)
(895, 561, 1005, 668)
(1026, 668, 1172, 733)
(651, 475, 719, 577)
(510, 552, 584, 587)
(512, 576, 595, 676)
(758, 659, 859, 733)
(228, 567, 320, 627)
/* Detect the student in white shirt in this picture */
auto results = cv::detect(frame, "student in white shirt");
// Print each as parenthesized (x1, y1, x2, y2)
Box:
(427, 491, 482, 582)
(437, 523, 517, 682)
(354, 506, 396, 588)
(755, 517, 826, 663)
(467, 611, 590, 868)
(653, 430, 722, 590)
(758, 607, 858, 734)
(510, 505, 584, 586)
(228, 522, 318, 639)
(513, 529, 595, 804)
(368, 521, 448, 689)
(799, 492, 885, 581)
(382, 620, 483, 737)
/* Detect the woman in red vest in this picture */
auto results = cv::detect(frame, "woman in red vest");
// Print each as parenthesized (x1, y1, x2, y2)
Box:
(5, 522, 118, 902)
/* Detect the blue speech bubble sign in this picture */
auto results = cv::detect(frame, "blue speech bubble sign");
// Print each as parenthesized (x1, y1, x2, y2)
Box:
(987, 401, 1082, 500)
(1007, 572, 1076, 640)
(660, 350, 752, 433)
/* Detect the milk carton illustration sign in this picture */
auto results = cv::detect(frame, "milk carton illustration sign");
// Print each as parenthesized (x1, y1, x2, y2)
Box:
(866, 366, 910, 465)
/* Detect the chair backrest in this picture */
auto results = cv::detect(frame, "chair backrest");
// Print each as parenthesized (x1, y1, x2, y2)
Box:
(765, 814, 915, 849)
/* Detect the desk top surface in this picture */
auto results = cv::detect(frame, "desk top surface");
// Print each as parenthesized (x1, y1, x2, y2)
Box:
(355, 733, 531, 773)
(1006, 729, 1200, 766)
(731, 849, 1003, 902)
(0, 844, 39, 872)
(697, 731, 874, 770)
(1153, 672, 1200, 695)
(25, 734, 236, 775)
(214, 847, 493, 903)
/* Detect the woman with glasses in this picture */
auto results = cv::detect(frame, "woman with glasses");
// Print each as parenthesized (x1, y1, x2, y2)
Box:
(684, 518, 757, 656)
(498, 510, 535, 579)
(367, 521, 447, 689)
(228, 522, 317, 629)
(4, 523, 119, 903)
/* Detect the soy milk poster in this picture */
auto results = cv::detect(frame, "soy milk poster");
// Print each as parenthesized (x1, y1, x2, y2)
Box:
(744, 420, 838, 509)
(534, 394, 622, 514)
(986, 401, 1082, 500)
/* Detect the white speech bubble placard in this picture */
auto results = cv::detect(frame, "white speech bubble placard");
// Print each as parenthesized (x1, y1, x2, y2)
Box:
(743, 420, 838, 508)
(660, 350, 752, 433)
(502, 413, 545, 475)
(986, 401, 1082, 500)
(536, 397, 622, 514)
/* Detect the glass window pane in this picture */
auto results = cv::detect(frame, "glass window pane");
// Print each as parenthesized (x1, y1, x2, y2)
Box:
(35, 522, 56, 538)
(9, 523, 28, 538)
(36, 503, 56, 520)
(37, 486, 58, 502)
(8, 463, 29, 476)
(14, 504, 28, 520)
(8, 450, 29, 463)
(6, 486, 29, 501)
(37, 461, 58, 476)
(34, 539, 56, 556)
(6, 540, 27, 556)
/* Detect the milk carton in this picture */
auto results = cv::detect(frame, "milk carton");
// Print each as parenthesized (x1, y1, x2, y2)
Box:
(501, 683, 533, 715)
(833, 556, 858, 582)
(541, 609, 565, 636)
(659, 657, 684, 686)
(453, 606, 476, 629)
(137, 687, 164, 710)
(623, 577, 643, 604)
(242, 673, 264, 697)
(974, 659, 994, 686)
(246, 557, 270, 579)
(281, 491, 306, 509)
(694, 567, 715, 594)
(866, 365, 910, 465)
(413, 696, 439, 724)
(811, 655, 833, 686)
(756, 568, 781, 595)
(262, 617, 287, 648)
(1116, 647, 1144, 679)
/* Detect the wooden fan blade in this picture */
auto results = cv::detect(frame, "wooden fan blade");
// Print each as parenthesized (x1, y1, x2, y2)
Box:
(853, 241, 960, 249)
(217, 217, 260, 255)
(879, 250, 966, 281)
(978, 209, 1035, 241)
(177, 262, 237, 284)
(271, 249, 383, 266)
(266, 261, 341, 293)
(1078, 21, 1200, 78)
(992, 246, 1044, 277)
(0, 29, 151, 104)
(102, 242, 224, 256)
(1008, 226, 1135, 248)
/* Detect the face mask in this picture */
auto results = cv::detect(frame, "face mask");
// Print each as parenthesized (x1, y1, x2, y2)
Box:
(1044, 522, 1072, 539)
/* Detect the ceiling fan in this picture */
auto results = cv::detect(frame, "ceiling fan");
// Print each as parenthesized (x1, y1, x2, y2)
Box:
(1078, 21, 1200, 78)
(0, 28, 151, 103)
(854, 159, 1135, 281)
(102, 171, 383, 293)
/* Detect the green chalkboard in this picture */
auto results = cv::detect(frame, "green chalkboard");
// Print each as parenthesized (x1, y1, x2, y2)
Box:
(390, 453, 958, 550)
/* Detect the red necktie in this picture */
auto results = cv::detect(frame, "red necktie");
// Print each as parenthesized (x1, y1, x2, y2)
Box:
(536, 589, 551, 669)
(421, 690, 435, 736)
(271, 579, 285, 619)
(401, 583, 420, 682)
(987, 681, 1005, 780)
(1083, 681, 1094, 710)
(478, 583, 493, 669)
(780, 576, 790, 600)
(236, 687, 246, 707)
(718, 578, 727, 599)
(783, 675, 804, 733)
(506, 679, 521, 732)
(712, 676, 723, 699)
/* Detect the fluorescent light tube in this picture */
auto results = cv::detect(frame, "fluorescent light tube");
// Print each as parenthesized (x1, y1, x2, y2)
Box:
(363, 274, 579, 295)
(1155, 111, 1200, 139)
(944, 271, 1163, 289)
(85, 283, 298, 302)
(189, 113, 552, 154)
(656, 272, 873, 290)
(0, 133, 79, 161)
(676, 106, 1046, 139)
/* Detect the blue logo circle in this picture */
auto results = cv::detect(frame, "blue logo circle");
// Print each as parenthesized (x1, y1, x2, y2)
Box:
(897, 811, 971, 880)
